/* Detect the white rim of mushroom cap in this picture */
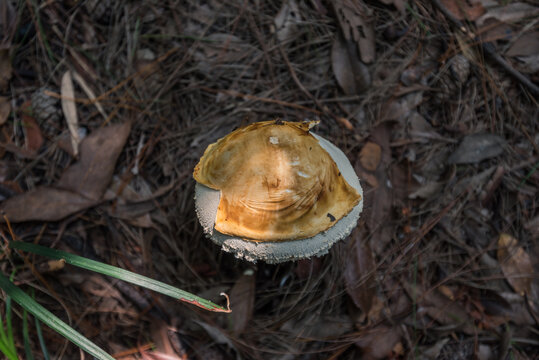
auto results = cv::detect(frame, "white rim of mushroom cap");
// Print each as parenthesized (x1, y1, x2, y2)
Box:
(194, 132, 363, 264)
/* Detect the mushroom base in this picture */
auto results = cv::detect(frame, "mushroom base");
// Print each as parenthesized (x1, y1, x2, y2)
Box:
(194, 133, 363, 263)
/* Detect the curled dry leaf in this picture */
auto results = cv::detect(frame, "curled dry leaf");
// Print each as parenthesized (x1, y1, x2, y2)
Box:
(61, 70, 81, 156)
(332, 34, 371, 95)
(333, 0, 375, 63)
(497, 233, 533, 296)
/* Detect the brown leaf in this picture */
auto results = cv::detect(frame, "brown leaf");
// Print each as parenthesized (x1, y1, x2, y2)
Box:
(0, 187, 97, 222)
(0, 122, 131, 222)
(229, 270, 255, 335)
(57, 122, 131, 201)
(0, 49, 12, 91)
(365, 124, 393, 254)
(331, 33, 371, 95)
(150, 319, 179, 358)
(334, 0, 375, 63)
(359, 142, 381, 171)
(22, 110, 44, 155)
(406, 284, 476, 335)
(408, 182, 443, 200)
(344, 227, 376, 314)
(447, 133, 505, 164)
(505, 31, 539, 57)
(476, 2, 539, 27)
(0, 1, 16, 44)
(355, 326, 401, 360)
(440, 0, 485, 21)
(0, 96, 9, 125)
(497, 233, 533, 296)
(274, 0, 301, 42)
(61, 70, 81, 156)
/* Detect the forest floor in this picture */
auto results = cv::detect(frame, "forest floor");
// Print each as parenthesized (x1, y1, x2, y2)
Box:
(0, 0, 538, 359)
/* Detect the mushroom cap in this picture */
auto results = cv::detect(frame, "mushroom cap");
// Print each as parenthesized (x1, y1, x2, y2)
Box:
(194, 121, 363, 263)
(194, 120, 361, 241)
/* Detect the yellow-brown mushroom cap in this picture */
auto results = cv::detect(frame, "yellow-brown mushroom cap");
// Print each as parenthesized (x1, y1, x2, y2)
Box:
(193, 120, 361, 241)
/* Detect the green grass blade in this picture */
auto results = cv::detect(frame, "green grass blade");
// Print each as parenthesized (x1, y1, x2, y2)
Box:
(0, 342, 18, 360)
(5, 297, 14, 356)
(10, 241, 230, 313)
(0, 305, 17, 360)
(0, 273, 114, 360)
(34, 316, 50, 360)
(0, 309, 8, 349)
(23, 310, 34, 360)
(31, 288, 50, 360)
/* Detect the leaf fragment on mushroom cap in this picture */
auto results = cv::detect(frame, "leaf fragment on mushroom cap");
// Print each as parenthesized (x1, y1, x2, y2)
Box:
(193, 120, 361, 241)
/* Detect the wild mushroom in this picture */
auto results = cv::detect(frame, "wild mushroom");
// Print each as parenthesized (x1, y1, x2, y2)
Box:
(194, 120, 363, 263)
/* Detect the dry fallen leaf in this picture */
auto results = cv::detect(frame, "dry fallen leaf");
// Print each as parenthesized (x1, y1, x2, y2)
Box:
(440, 0, 485, 21)
(344, 227, 376, 315)
(57, 121, 132, 201)
(359, 142, 382, 171)
(150, 319, 182, 359)
(72, 70, 108, 120)
(447, 133, 505, 164)
(0, 122, 131, 222)
(0, 49, 12, 91)
(0, 187, 97, 222)
(334, 0, 375, 63)
(331, 33, 371, 95)
(0, 96, 10, 125)
(365, 124, 393, 254)
(476, 2, 539, 27)
(497, 233, 533, 296)
(0, 0, 16, 45)
(505, 31, 539, 57)
(229, 270, 255, 335)
(21, 101, 44, 155)
(61, 70, 81, 156)
(408, 182, 443, 200)
(406, 284, 476, 335)
(274, 0, 301, 42)
(355, 326, 401, 359)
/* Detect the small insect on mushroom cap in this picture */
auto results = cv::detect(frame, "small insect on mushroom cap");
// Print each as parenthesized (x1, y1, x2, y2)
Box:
(193, 120, 361, 242)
